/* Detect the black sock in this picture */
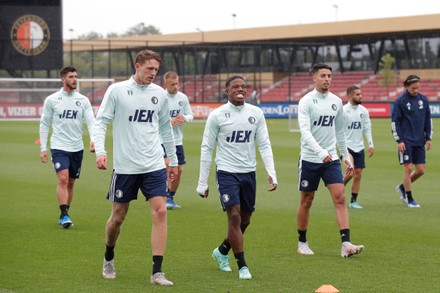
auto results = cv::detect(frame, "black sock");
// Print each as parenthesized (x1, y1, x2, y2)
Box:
(234, 252, 247, 269)
(298, 229, 307, 243)
(169, 191, 176, 200)
(351, 193, 358, 203)
(406, 191, 414, 202)
(152, 255, 163, 275)
(104, 245, 114, 261)
(59, 205, 69, 218)
(218, 239, 231, 255)
(340, 229, 350, 243)
(399, 184, 405, 192)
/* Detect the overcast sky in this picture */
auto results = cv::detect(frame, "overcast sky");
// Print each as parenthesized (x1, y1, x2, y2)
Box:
(63, 0, 440, 39)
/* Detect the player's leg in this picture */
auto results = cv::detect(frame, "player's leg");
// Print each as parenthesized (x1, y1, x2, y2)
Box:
(343, 152, 354, 186)
(297, 160, 320, 255)
(167, 145, 185, 209)
(143, 169, 173, 286)
(325, 161, 364, 257)
(102, 201, 130, 279)
(226, 205, 252, 279)
(348, 168, 363, 209)
(406, 146, 426, 207)
(167, 164, 183, 209)
(102, 172, 138, 279)
(51, 149, 74, 227)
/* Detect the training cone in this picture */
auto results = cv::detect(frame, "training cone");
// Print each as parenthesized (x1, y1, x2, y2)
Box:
(315, 284, 340, 293)
(34, 138, 40, 145)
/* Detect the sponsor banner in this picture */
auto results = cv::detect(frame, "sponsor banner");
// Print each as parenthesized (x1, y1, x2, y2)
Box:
(0, 104, 43, 119)
(361, 103, 390, 118)
(191, 103, 222, 119)
(1, 102, 439, 120)
(259, 103, 298, 118)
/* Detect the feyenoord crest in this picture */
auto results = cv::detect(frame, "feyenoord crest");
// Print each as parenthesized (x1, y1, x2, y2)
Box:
(11, 15, 50, 56)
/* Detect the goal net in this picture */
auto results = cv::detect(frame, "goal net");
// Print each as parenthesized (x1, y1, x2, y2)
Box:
(0, 78, 114, 120)
(288, 104, 300, 132)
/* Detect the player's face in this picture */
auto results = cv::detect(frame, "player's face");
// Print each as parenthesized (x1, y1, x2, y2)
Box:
(62, 71, 78, 92)
(165, 78, 179, 94)
(406, 82, 420, 97)
(351, 89, 363, 105)
(225, 78, 247, 106)
(313, 69, 332, 94)
(134, 59, 160, 84)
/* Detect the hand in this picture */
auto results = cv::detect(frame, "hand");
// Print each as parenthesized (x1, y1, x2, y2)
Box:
(323, 154, 332, 164)
(197, 185, 209, 198)
(40, 151, 48, 163)
(267, 176, 277, 191)
(168, 166, 178, 182)
(426, 140, 432, 151)
(368, 147, 374, 157)
(171, 115, 185, 126)
(398, 142, 406, 153)
(89, 141, 95, 153)
(344, 158, 354, 176)
(96, 155, 107, 170)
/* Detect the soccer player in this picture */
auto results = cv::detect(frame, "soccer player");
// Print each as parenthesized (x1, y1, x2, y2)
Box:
(392, 75, 432, 208)
(296, 63, 364, 257)
(162, 71, 194, 209)
(342, 86, 374, 209)
(94, 50, 177, 286)
(39, 66, 95, 228)
(197, 75, 278, 280)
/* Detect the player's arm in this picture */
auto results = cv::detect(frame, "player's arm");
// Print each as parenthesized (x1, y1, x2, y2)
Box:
(255, 112, 278, 191)
(298, 99, 329, 161)
(197, 113, 218, 198)
(84, 100, 96, 153)
(39, 98, 52, 163)
(159, 95, 178, 169)
(94, 87, 115, 169)
(363, 109, 374, 157)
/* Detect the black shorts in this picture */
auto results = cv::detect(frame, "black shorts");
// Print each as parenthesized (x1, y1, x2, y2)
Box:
(162, 144, 186, 165)
(107, 168, 168, 203)
(216, 170, 256, 213)
(51, 149, 84, 179)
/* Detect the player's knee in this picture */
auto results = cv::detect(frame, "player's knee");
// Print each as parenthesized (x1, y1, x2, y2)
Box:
(333, 193, 346, 205)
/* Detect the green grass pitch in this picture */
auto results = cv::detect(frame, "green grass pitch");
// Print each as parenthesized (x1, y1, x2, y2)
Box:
(0, 119, 439, 292)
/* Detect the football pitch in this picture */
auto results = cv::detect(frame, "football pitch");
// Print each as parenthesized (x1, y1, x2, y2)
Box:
(0, 118, 439, 292)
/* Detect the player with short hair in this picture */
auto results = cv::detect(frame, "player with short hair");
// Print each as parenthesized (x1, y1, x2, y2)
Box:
(197, 75, 278, 280)
(94, 49, 177, 286)
(162, 71, 194, 209)
(392, 75, 432, 208)
(296, 63, 364, 257)
(342, 86, 374, 209)
(39, 66, 95, 228)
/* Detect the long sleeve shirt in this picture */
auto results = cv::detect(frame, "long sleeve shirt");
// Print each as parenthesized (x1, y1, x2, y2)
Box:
(165, 91, 194, 145)
(198, 101, 277, 188)
(298, 89, 349, 163)
(391, 90, 432, 146)
(39, 88, 95, 152)
(343, 103, 374, 152)
(94, 77, 177, 174)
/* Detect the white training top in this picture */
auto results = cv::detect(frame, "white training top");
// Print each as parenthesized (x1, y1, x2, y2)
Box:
(164, 91, 194, 145)
(39, 88, 95, 152)
(343, 103, 374, 153)
(198, 101, 277, 188)
(94, 77, 177, 174)
(298, 89, 349, 163)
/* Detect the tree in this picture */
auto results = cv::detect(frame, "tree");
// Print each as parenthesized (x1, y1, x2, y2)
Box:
(378, 53, 397, 98)
(77, 31, 104, 40)
(124, 23, 161, 36)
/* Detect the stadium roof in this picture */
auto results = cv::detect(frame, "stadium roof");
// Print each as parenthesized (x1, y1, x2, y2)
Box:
(64, 14, 440, 52)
